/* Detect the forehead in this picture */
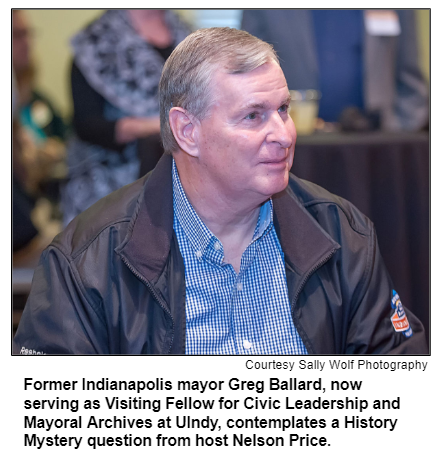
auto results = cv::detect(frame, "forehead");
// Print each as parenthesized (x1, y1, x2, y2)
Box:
(210, 62, 289, 111)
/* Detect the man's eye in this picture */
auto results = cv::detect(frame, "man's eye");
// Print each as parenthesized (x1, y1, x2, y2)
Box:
(278, 104, 289, 113)
(245, 112, 257, 120)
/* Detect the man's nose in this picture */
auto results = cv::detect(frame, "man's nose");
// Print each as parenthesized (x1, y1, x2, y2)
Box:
(267, 112, 294, 148)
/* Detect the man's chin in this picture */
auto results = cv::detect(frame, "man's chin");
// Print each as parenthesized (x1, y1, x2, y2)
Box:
(259, 172, 289, 198)
(275, 176, 290, 195)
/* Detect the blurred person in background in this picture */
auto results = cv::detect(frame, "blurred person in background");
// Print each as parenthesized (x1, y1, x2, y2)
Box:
(13, 10, 67, 205)
(13, 10, 67, 265)
(62, 9, 190, 226)
(242, 9, 429, 132)
(12, 78, 59, 265)
(13, 115, 39, 256)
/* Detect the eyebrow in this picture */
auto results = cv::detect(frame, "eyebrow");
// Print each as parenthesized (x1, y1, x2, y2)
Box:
(283, 94, 292, 106)
(238, 95, 292, 113)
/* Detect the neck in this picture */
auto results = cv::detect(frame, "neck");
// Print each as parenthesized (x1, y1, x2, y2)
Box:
(127, 9, 165, 23)
(174, 155, 266, 271)
(127, 10, 172, 47)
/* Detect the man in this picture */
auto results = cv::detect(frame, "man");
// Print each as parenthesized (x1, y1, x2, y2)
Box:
(13, 28, 427, 355)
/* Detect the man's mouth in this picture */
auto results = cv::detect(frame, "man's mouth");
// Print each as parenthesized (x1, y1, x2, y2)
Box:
(261, 157, 288, 165)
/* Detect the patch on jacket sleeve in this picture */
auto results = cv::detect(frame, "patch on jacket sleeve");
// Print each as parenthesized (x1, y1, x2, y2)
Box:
(390, 290, 412, 338)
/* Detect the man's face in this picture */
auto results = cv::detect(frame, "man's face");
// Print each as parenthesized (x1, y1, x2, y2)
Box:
(196, 61, 296, 205)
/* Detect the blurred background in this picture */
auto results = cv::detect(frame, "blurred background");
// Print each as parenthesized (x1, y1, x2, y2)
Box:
(21, 10, 429, 120)
(12, 9, 430, 346)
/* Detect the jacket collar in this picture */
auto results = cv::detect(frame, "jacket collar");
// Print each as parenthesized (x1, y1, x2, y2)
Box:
(273, 186, 339, 277)
(118, 153, 175, 285)
(119, 154, 339, 287)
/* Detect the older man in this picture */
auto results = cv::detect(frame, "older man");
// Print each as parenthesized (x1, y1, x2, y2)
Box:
(14, 28, 427, 355)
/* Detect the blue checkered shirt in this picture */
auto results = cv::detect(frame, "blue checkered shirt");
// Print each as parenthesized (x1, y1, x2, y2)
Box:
(172, 160, 307, 355)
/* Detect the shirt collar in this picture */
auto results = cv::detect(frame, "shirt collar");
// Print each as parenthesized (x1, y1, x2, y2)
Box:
(172, 159, 273, 259)
(253, 195, 274, 242)
(172, 159, 214, 258)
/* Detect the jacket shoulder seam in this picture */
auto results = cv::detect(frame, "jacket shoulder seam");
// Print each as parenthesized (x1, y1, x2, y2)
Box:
(51, 217, 132, 261)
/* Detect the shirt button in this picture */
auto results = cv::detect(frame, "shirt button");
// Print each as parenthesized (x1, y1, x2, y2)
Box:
(237, 282, 243, 291)
(243, 340, 252, 350)
(195, 250, 202, 258)
(214, 242, 221, 251)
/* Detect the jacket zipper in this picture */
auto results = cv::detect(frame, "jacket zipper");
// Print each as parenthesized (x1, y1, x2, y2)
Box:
(291, 247, 339, 351)
(120, 255, 175, 354)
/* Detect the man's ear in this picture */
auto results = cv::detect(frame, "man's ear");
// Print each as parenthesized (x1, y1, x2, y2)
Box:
(169, 108, 200, 157)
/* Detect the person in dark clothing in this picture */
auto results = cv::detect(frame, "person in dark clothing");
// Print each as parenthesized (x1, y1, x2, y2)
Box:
(62, 10, 190, 226)
(70, 62, 167, 179)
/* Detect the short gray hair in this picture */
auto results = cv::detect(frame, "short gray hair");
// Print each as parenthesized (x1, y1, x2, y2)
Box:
(159, 27, 279, 154)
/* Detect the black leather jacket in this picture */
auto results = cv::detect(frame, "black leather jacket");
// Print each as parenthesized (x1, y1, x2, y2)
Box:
(13, 154, 427, 355)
